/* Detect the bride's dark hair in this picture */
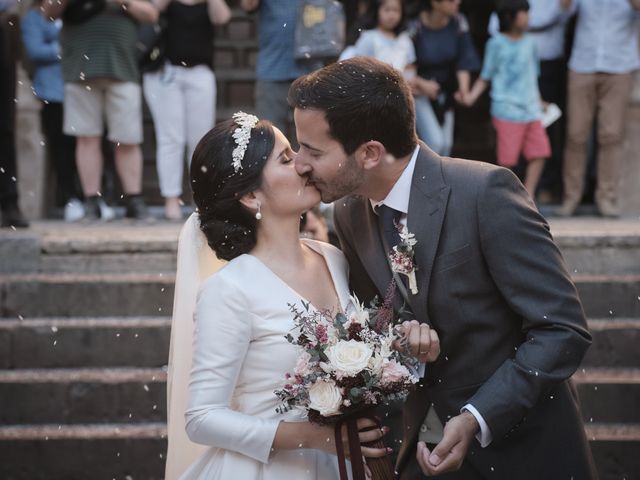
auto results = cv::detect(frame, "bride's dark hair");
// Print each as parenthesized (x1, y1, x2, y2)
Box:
(190, 118, 275, 261)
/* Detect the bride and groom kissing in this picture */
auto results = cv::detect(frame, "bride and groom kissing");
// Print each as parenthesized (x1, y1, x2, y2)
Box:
(165, 57, 597, 480)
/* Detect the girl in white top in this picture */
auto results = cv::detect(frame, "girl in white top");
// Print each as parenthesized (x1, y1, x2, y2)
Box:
(346, 0, 416, 76)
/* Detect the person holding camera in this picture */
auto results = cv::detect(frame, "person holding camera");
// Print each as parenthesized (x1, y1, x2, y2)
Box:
(43, 0, 158, 220)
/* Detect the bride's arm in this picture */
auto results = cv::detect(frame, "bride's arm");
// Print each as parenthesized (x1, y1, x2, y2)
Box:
(185, 274, 280, 463)
(185, 273, 388, 461)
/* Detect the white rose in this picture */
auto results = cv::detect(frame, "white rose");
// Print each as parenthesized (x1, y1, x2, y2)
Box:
(308, 379, 343, 416)
(326, 339, 373, 377)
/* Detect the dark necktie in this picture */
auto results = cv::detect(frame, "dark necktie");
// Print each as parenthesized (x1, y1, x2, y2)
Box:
(376, 204, 403, 253)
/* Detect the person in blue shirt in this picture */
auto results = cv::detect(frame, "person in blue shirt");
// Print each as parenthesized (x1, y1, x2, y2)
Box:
(240, 0, 320, 141)
(22, 1, 84, 221)
(465, 0, 551, 197)
(410, 0, 480, 156)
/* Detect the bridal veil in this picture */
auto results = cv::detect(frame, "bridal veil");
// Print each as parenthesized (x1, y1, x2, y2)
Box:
(165, 212, 226, 480)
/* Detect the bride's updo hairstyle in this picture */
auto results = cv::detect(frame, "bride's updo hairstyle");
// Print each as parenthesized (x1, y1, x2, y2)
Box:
(190, 118, 275, 261)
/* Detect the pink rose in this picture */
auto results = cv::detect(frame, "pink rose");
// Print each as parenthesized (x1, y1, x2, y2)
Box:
(380, 360, 410, 386)
(294, 351, 312, 376)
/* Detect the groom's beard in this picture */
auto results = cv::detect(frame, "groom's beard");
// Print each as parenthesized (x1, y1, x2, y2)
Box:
(315, 154, 364, 203)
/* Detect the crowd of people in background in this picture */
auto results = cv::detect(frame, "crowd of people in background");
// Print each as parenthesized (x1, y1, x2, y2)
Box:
(0, 0, 639, 229)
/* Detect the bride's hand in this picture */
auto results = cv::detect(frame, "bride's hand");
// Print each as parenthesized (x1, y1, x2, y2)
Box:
(393, 320, 441, 363)
(306, 419, 390, 458)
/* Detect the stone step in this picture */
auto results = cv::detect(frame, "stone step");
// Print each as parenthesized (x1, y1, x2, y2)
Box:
(583, 318, 640, 367)
(0, 423, 636, 480)
(0, 316, 635, 370)
(589, 429, 640, 480)
(573, 368, 640, 424)
(2, 365, 636, 425)
(0, 424, 167, 480)
(0, 368, 166, 425)
(0, 273, 175, 317)
(574, 274, 640, 318)
(0, 317, 171, 369)
(2, 271, 637, 318)
(3, 220, 638, 275)
(549, 219, 640, 276)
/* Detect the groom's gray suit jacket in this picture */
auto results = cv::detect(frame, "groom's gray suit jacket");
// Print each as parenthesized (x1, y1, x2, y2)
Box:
(334, 146, 597, 479)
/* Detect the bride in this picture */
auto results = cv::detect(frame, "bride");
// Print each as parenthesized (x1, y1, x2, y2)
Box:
(165, 113, 396, 479)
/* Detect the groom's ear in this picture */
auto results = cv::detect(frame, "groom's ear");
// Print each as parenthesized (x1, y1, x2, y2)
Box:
(238, 191, 260, 211)
(356, 141, 386, 171)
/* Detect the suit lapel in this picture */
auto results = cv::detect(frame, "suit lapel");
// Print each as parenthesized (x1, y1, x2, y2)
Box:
(406, 145, 450, 326)
(352, 200, 410, 312)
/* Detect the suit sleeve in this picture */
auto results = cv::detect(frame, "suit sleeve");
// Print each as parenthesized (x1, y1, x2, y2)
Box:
(467, 167, 591, 441)
(184, 275, 280, 463)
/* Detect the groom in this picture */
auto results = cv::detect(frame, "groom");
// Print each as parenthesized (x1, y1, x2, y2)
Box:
(289, 57, 597, 479)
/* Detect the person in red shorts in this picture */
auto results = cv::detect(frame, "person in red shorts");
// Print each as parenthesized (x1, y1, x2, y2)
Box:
(463, 0, 550, 197)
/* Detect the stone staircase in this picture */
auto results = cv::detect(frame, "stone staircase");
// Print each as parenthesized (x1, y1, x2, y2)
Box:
(0, 224, 177, 480)
(1, 219, 639, 479)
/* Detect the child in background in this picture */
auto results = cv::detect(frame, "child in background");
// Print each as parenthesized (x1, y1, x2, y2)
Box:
(346, 0, 416, 76)
(464, 0, 550, 197)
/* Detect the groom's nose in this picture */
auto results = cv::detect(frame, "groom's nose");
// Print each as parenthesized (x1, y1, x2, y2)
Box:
(295, 153, 312, 176)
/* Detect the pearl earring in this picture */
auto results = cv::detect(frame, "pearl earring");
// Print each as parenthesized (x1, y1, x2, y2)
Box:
(255, 204, 262, 220)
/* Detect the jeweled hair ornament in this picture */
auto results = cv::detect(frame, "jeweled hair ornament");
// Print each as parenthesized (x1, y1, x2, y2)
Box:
(231, 111, 259, 173)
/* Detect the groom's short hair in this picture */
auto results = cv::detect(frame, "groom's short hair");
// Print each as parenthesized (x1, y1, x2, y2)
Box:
(288, 57, 418, 159)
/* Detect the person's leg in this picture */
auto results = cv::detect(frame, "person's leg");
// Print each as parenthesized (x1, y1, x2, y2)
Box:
(184, 65, 215, 162)
(105, 81, 144, 195)
(143, 66, 186, 218)
(522, 120, 551, 197)
(559, 70, 597, 215)
(63, 81, 106, 198)
(524, 158, 546, 196)
(414, 96, 446, 155)
(75, 136, 104, 196)
(41, 102, 80, 203)
(537, 59, 567, 201)
(0, 15, 27, 227)
(106, 80, 148, 218)
(593, 72, 633, 216)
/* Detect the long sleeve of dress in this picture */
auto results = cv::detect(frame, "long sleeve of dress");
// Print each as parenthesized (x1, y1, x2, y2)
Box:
(184, 273, 281, 464)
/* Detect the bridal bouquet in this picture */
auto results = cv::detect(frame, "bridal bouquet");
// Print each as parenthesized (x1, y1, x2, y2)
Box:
(275, 287, 418, 479)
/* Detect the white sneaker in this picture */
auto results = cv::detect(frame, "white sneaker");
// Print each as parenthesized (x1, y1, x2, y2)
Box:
(98, 198, 116, 221)
(64, 198, 85, 222)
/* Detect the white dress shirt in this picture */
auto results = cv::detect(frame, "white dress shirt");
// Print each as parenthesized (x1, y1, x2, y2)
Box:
(371, 145, 493, 447)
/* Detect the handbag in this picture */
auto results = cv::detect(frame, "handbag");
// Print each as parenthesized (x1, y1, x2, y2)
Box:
(293, 0, 345, 60)
(137, 16, 167, 73)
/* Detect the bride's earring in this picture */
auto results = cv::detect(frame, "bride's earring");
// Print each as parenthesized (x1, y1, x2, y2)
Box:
(255, 203, 262, 220)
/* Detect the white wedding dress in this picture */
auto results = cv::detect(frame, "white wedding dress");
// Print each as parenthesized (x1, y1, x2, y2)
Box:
(179, 238, 353, 480)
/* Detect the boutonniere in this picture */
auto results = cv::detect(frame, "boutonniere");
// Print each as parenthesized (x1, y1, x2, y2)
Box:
(389, 224, 419, 295)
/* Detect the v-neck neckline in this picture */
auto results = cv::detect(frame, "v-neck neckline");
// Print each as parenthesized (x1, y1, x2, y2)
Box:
(244, 239, 346, 315)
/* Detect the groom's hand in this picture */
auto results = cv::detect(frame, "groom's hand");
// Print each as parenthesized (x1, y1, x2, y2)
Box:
(416, 411, 479, 475)
(394, 320, 440, 363)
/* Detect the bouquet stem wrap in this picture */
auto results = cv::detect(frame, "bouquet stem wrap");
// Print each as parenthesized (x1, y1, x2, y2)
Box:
(334, 410, 395, 480)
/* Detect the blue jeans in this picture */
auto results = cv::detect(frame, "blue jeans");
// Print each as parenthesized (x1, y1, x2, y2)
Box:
(414, 96, 454, 156)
